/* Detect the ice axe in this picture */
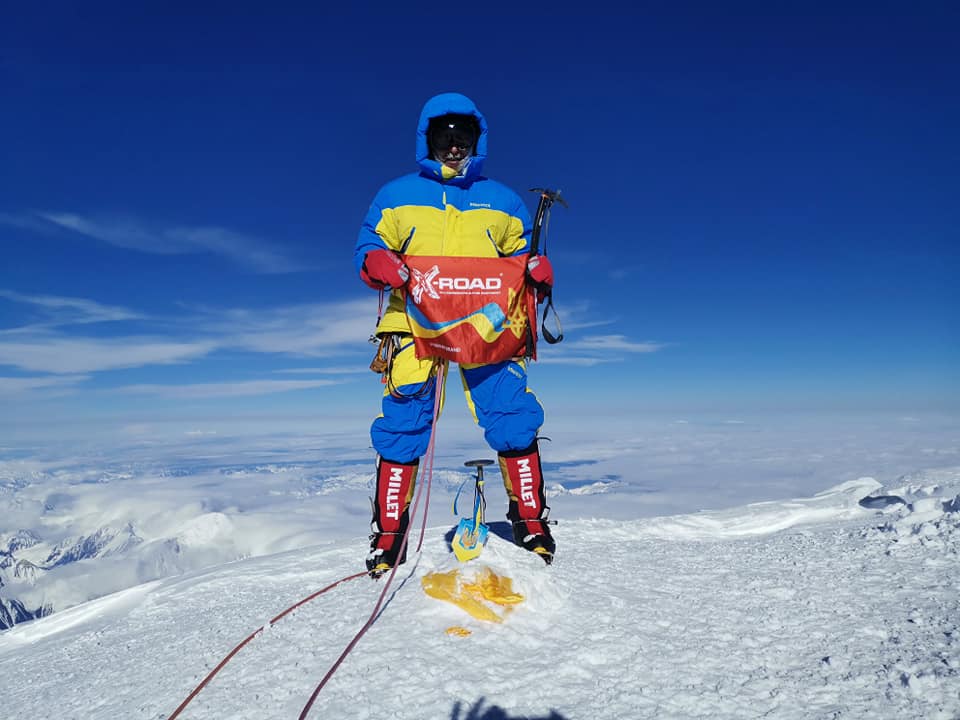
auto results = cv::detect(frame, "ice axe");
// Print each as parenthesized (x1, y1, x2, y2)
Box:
(529, 187, 568, 257)
(451, 459, 493, 562)
(527, 188, 567, 351)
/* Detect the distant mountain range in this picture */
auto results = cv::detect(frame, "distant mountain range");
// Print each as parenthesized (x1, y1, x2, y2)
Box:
(0, 524, 143, 630)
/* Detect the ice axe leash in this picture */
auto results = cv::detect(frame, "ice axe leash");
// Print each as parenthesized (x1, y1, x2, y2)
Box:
(528, 188, 567, 353)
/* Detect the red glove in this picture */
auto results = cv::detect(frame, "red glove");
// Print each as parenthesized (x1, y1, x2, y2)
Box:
(361, 249, 410, 290)
(527, 255, 554, 302)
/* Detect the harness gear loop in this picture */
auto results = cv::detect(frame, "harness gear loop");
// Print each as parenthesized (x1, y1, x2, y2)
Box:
(369, 333, 398, 374)
(386, 348, 443, 400)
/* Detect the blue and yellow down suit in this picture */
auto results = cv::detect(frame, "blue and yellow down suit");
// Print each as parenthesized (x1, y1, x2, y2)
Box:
(355, 93, 545, 465)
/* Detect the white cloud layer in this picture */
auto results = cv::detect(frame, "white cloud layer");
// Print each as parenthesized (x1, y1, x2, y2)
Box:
(9, 212, 301, 274)
(0, 280, 661, 403)
(0, 374, 90, 394)
(0, 336, 216, 374)
(0, 294, 376, 378)
(115, 378, 340, 398)
(0, 290, 142, 326)
(195, 300, 376, 357)
(537, 333, 665, 365)
(567, 334, 665, 352)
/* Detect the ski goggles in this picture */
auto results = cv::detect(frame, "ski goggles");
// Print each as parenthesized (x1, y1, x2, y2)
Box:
(428, 116, 478, 151)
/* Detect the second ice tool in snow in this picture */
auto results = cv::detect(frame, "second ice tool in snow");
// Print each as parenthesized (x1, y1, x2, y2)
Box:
(452, 459, 493, 562)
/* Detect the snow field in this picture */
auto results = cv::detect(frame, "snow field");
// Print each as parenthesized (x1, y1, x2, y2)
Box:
(1, 473, 957, 719)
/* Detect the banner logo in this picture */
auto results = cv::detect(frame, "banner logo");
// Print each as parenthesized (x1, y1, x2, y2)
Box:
(410, 265, 502, 303)
(410, 265, 441, 303)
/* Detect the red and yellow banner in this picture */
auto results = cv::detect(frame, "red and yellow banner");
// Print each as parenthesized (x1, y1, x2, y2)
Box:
(403, 255, 536, 363)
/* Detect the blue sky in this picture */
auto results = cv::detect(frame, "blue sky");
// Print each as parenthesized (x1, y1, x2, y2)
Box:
(1, 3, 957, 440)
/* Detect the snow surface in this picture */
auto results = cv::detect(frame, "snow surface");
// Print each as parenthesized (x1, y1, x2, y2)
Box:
(4, 412, 958, 630)
(1, 465, 958, 719)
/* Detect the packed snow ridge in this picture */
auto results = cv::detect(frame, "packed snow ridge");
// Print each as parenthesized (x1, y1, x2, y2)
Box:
(0, 468, 957, 719)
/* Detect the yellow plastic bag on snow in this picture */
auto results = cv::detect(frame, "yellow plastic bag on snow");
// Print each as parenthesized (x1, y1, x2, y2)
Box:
(421, 567, 524, 624)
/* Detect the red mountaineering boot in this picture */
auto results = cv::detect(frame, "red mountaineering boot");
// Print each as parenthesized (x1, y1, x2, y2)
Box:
(366, 457, 418, 577)
(499, 441, 555, 564)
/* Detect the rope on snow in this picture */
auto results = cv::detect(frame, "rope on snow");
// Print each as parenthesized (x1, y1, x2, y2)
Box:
(167, 570, 367, 720)
(168, 362, 446, 720)
(298, 362, 446, 719)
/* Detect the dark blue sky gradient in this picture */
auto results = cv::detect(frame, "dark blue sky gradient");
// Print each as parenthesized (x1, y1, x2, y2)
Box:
(1, 2, 957, 425)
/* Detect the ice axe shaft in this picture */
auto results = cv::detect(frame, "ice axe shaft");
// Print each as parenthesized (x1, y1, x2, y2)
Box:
(526, 188, 567, 348)
(528, 188, 567, 256)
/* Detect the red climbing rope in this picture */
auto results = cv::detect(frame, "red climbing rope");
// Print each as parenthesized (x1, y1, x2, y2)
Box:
(168, 570, 367, 720)
(298, 362, 446, 719)
(169, 362, 447, 720)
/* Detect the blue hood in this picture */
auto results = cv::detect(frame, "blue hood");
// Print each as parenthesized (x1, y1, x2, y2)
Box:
(416, 92, 487, 186)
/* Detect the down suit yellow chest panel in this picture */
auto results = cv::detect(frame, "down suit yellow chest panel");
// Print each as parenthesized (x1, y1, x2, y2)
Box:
(378, 205, 526, 258)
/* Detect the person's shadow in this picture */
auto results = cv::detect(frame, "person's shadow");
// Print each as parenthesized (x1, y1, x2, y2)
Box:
(451, 698, 568, 720)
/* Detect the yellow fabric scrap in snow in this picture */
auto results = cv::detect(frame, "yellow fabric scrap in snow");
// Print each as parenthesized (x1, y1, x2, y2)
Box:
(463, 567, 524, 605)
(421, 567, 524, 624)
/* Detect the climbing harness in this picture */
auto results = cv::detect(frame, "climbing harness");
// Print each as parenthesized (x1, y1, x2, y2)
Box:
(370, 332, 443, 400)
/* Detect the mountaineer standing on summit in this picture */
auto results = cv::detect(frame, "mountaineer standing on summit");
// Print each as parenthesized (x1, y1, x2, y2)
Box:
(354, 92, 557, 576)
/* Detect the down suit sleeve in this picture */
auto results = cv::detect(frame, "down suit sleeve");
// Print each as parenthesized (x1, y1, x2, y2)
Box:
(354, 187, 399, 276)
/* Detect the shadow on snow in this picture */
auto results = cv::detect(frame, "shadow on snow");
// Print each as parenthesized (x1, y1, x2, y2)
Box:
(451, 698, 568, 720)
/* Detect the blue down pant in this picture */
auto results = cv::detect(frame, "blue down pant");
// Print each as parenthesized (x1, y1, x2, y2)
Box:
(371, 337, 544, 464)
